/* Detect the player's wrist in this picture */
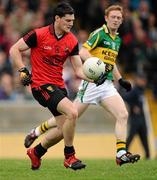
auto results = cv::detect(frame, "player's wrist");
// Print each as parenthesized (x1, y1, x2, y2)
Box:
(18, 67, 32, 86)
(118, 78, 132, 92)
(118, 78, 123, 83)
(18, 67, 28, 73)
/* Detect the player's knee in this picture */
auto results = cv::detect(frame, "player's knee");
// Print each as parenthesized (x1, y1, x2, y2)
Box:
(117, 109, 128, 123)
(67, 108, 78, 121)
(121, 109, 128, 123)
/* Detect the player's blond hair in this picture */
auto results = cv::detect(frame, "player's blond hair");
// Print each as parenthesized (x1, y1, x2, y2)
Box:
(105, 5, 124, 17)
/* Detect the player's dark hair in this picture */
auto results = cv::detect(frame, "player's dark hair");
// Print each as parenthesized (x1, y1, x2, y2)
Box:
(53, 2, 74, 21)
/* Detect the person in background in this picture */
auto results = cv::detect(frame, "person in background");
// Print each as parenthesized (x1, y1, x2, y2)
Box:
(0, 72, 16, 100)
(122, 73, 150, 159)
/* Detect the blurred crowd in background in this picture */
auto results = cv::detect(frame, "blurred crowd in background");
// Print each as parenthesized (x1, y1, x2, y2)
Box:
(0, 0, 157, 101)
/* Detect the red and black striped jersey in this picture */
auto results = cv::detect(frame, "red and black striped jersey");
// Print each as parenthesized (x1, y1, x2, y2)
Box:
(23, 25, 79, 88)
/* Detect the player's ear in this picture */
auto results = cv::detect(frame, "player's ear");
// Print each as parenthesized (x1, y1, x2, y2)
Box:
(120, 17, 123, 24)
(55, 15, 60, 22)
(104, 15, 108, 23)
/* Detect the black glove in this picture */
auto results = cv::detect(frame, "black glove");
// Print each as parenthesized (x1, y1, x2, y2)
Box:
(18, 67, 32, 86)
(94, 73, 107, 86)
(119, 78, 132, 92)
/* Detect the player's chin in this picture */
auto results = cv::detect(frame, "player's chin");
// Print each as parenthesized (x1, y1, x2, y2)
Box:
(65, 27, 72, 33)
(113, 24, 120, 29)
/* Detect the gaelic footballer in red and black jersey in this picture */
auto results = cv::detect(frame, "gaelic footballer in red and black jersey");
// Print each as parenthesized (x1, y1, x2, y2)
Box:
(23, 24, 79, 89)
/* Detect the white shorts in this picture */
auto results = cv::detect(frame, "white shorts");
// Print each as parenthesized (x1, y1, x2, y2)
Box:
(76, 80, 118, 105)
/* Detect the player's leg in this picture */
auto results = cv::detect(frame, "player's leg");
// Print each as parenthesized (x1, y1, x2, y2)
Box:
(25, 79, 90, 148)
(24, 100, 89, 148)
(32, 101, 88, 150)
(35, 117, 57, 136)
(52, 97, 87, 170)
(39, 101, 89, 148)
(27, 115, 65, 170)
(24, 117, 57, 148)
(27, 84, 86, 170)
(27, 98, 86, 170)
(27, 100, 89, 170)
(100, 94, 140, 165)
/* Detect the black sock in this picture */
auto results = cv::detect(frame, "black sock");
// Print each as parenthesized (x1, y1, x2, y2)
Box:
(64, 146, 75, 159)
(34, 143, 47, 158)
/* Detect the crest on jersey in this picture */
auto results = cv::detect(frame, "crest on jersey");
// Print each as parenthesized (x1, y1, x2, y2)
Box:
(64, 47, 70, 55)
(47, 86, 54, 92)
(111, 42, 116, 50)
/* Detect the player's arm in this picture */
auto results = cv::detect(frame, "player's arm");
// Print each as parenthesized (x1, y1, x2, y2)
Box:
(10, 38, 32, 86)
(10, 30, 37, 86)
(79, 31, 99, 61)
(79, 47, 107, 86)
(70, 55, 93, 82)
(79, 46, 92, 61)
(113, 64, 122, 81)
(113, 64, 132, 92)
(69, 42, 93, 82)
(10, 38, 30, 69)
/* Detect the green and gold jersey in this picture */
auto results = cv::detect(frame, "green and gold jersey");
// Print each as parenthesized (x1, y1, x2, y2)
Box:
(83, 24, 122, 80)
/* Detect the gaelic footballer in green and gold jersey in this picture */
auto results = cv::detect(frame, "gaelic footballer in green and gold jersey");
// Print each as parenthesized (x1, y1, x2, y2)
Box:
(83, 24, 121, 80)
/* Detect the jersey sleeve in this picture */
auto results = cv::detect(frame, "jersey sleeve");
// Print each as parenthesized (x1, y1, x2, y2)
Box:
(69, 43, 79, 56)
(83, 30, 100, 51)
(23, 30, 37, 48)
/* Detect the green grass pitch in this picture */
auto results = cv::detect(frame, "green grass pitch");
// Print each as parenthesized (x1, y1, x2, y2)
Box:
(0, 159, 157, 180)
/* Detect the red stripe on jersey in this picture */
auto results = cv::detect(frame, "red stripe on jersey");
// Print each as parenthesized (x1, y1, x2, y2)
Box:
(30, 25, 78, 88)
(41, 90, 50, 100)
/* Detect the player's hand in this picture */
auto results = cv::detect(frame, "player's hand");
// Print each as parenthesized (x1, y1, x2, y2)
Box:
(118, 78, 132, 92)
(18, 67, 32, 86)
(94, 73, 107, 86)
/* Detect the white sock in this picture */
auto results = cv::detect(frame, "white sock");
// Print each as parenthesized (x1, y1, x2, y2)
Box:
(117, 150, 126, 158)
(35, 127, 41, 137)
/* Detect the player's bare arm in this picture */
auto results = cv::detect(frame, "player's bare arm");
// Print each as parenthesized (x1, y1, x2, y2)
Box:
(70, 55, 93, 82)
(9, 38, 30, 69)
(10, 38, 32, 86)
(113, 64, 122, 81)
(79, 47, 92, 61)
(113, 64, 132, 91)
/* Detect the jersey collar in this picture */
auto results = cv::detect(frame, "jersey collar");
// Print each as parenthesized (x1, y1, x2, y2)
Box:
(49, 24, 66, 40)
(103, 24, 119, 35)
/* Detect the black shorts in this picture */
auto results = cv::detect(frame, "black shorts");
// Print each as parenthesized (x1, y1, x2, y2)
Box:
(32, 84, 68, 116)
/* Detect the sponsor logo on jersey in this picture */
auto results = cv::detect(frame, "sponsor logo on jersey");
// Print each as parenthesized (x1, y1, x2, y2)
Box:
(43, 46, 52, 50)
(102, 48, 118, 63)
(103, 41, 111, 46)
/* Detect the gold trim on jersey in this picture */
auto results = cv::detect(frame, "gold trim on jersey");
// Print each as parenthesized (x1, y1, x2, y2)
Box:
(102, 24, 119, 35)
(90, 47, 118, 65)
(83, 33, 100, 50)
(103, 24, 109, 33)
(83, 43, 92, 50)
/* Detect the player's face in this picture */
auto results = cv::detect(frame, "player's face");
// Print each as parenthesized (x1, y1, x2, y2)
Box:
(105, 10, 123, 31)
(58, 14, 75, 33)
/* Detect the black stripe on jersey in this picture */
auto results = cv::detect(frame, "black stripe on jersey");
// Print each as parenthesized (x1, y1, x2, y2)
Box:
(23, 30, 37, 48)
(70, 43, 79, 56)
